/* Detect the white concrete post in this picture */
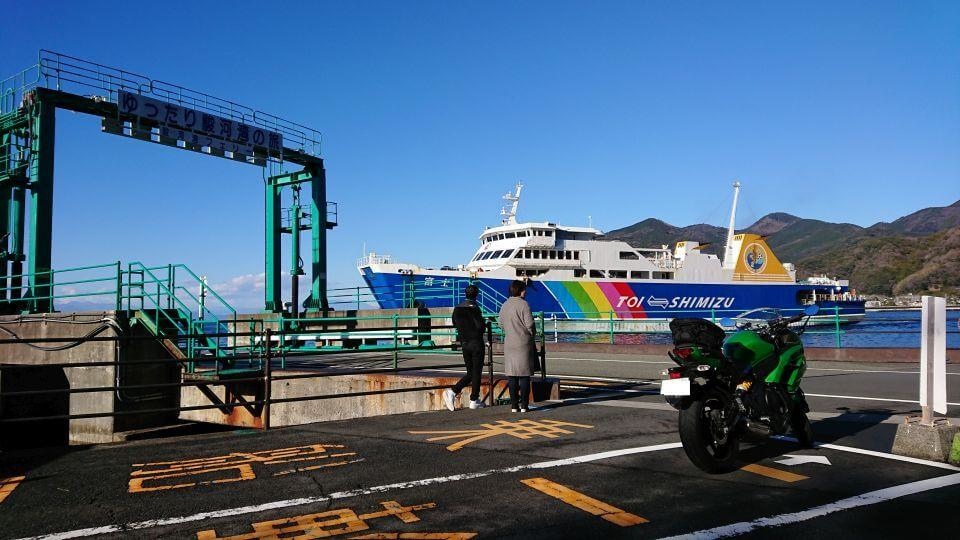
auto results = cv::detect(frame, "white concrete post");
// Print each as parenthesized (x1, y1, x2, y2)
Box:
(920, 295, 947, 424)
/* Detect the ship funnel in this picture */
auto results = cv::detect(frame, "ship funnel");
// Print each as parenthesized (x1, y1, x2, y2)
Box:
(723, 181, 741, 269)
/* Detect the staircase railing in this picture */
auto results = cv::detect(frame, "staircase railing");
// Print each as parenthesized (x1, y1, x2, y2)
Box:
(125, 262, 237, 365)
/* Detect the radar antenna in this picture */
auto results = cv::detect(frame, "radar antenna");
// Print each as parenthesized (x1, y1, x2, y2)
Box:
(501, 183, 523, 225)
(723, 181, 741, 268)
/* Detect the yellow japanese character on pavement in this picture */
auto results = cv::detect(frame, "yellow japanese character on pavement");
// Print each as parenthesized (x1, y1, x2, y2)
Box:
(410, 419, 594, 451)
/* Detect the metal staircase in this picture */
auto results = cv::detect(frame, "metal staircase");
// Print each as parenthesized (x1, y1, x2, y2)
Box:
(124, 263, 238, 369)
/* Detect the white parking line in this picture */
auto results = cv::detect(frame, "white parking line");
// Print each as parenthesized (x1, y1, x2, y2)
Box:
(660, 473, 960, 539)
(18, 443, 683, 540)
(805, 392, 960, 406)
(565, 384, 960, 407)
(807, 367, 960, 375)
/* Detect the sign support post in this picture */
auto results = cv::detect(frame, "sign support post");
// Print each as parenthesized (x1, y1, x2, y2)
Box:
(892, 295, 956, 462)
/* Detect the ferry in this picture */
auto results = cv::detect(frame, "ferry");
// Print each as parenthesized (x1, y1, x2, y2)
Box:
(358, 183, 866, 326)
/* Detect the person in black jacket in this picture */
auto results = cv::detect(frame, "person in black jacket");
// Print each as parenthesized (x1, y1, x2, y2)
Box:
(443, 285, 487, 410)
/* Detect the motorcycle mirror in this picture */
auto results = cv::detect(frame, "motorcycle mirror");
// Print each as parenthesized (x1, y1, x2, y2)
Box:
(719, 317, 736, 328)
(804, 305, 820, 316)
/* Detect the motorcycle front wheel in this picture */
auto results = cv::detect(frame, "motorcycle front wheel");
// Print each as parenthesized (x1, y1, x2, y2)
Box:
(678, 389, 740, 474)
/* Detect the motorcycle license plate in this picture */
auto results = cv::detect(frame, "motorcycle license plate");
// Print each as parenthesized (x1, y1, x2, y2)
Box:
(660, 378, 691, 396)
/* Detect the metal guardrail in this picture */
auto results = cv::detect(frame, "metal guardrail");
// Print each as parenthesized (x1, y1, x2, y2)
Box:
(0, 319, 548, 432)
(0, 50, 322, 157)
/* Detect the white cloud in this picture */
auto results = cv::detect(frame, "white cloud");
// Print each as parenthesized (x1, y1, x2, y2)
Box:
(214, 273, 266, 295)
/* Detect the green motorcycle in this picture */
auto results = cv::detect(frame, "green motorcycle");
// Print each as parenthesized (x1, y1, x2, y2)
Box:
(660, 305, 819, 473)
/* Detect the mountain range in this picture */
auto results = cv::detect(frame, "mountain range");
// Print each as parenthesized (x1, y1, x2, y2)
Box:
(605, 200, 960, 295)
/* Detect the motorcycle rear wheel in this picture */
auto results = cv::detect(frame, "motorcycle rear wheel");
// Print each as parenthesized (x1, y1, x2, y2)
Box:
(679, 389, 740, 474)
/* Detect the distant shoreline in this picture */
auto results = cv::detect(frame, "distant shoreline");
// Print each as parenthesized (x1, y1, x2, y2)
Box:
(866, 306, 960, 311)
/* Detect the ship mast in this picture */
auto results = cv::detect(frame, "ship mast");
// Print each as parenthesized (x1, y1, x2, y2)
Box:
(722, 181, 741, 269)
(501, 183, 523, 225)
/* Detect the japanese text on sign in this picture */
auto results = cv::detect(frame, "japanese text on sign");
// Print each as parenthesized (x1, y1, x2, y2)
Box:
(117, 91, 283, 153)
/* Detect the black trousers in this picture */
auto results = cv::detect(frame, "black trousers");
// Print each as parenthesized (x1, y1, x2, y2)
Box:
(452, 341, 485, 402)
(508, 376, 531, 409)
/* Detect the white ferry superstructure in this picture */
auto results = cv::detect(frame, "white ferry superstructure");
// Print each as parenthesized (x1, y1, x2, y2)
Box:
(358, 183, 865, 325)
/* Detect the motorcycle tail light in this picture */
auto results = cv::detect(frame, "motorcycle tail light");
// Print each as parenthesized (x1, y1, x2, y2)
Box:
(668, 370, 683, 379)
(674, 347, 694, 359)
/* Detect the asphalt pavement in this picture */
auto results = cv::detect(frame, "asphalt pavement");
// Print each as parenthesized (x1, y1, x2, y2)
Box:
(1, 354, 959, 539)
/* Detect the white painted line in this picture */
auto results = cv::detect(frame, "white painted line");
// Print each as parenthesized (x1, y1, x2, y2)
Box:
(551, 357, 674, 365)
(658, 472, 960, 539)
(563, 385, 659, 394)
(557, 375, 658, 383)
(435, 367, 657, 385)
(807, 367, 960, 376)
(805, 392, 960, 406)
(17, 442, 683, 540)
(819, 442, 960, 471)
(556, 384, 960, 407)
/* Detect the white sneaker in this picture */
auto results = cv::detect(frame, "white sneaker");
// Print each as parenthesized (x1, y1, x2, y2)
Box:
(511, 407, 520, 413)
(443, 389, 456, 411)
(469, 399, 486, 409)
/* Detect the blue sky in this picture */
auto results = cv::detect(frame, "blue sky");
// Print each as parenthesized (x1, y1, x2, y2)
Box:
(2, 1, 958, 311)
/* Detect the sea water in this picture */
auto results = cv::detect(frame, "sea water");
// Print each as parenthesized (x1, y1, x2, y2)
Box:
(555, 309, 960, 349)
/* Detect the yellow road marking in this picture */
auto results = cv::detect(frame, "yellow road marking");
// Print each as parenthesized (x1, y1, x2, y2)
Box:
(410, 419, 593, 452)
(521, 477, 648, 527)
(197, 500, 437, 540)
(131, 444, 358, 493)
(349, 534, 477, 539)
(741, 464, 808, 483)
(0, 476, 25, 504)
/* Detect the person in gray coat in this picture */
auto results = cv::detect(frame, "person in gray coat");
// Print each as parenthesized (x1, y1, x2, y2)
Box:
(498, 280, 538, 412)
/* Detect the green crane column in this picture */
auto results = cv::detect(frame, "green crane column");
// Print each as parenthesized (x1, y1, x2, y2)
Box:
(264, 177, 283, 312)
(0, 187, 9, 302)
(10, 185, 24, 301)
(28, 97, 55, 313)
(307, 163, 329, 313)
(0, 131, 10, 302)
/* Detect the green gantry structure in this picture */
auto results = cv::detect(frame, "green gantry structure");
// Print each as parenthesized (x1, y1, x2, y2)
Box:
(0, 50, 335, 314)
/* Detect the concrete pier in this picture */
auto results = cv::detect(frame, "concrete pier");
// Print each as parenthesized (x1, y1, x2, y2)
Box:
(0, 311, 179, 447)
(180, 370, 560, 428)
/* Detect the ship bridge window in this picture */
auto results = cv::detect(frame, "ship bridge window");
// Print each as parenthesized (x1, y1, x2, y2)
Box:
(505, 232, 515, 239)
(544, 230, 553, 237)
(549, 251, 557, 260)
(480, 252, 493, 260)
(653, 271, 673, 280)
(608, 270, 627, 279)
(630, 271, 649, 279)
(491, 250, 504, 258)
(573, 252, 580, 260)
(619, 251, 639, 260)
(589, 270, 605, 278)
(574, 269, 586, 278)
